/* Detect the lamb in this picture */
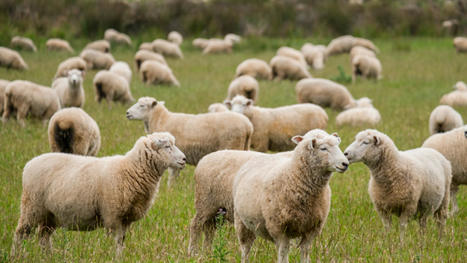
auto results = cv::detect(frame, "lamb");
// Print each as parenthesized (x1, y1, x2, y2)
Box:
(350, 46, 376, 62)
(0, 47, 28, 70)
(453, 37, 467, 53)
(47, 107, 100, 156)
(233, 131, 348, 263)
(52, 69, 85, 108)
(193, 38, 209, 49)
(336, 97, 381, 127)
(270, 55, 311, 81)
(10, 36, 37, 52)
(2, 80, 61, 127)
(422, 125, 467, 215)
(225, 95, 328, 152)
(126, 97, 253, 186)
(440, 81, 467, 107)
(428, 105, 463, 135)
(235, 58, 272, 80)
(80, 49, 115, 70)
(295, 78, 356, 110)
(225, 33, 241, 44)
(226, 76, 259, 103)
(202, 39, 233, 54)
(301, 43, 326, 70)
(208, 103, 229, 113)
(351, 55, 382, 82)
(344, 129, 451, 237)
(152, 39, 183, 58)
(46, 38, 74, 53)
(93, 70, 134, 105)
(11, 132, 186, 257)
(140, 60, 180, 87)
(0, 79, 10, 116)
(168, 31, 183, 45)
(277, 46, 308, 68)
(104, 29, 132, 46)
(139, 42, 154, 51)
(54, 57, 87, 79)
(84, 40, 110, 53)
(134, 50, 167, 71)
(109, 61, 132, 84)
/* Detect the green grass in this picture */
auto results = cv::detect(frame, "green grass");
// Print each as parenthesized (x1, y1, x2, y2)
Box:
(0, 37, 466, 262)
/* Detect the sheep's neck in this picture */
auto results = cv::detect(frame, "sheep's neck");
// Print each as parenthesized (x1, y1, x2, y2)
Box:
(287, 152, 330, 198)
(366, 145, 402, 186)
(147, 105, 170, 133)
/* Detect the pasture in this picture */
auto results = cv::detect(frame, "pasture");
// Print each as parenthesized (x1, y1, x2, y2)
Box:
(0, 37, 466, 262)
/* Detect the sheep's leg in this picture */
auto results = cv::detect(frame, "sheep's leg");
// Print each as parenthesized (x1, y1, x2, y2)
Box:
(38, 224, 55, 252)
(275, 236, 290, 263)
(2, 101, 11, 124)
(112, 225, 128, 258)
(188, 213, 207, 256)
(167, 167, 180, 187)
(16, 105, 29, 127)
(449, 184, 459, 216)
(234, 213, 255, 263)
(376, 208, 392, 231)
(399, 206, 415, 241)
(417, 206, 432, 234)
(11, 219, 33, 257)
(435, 187, 450, 237)
(299, 232, 317, 263)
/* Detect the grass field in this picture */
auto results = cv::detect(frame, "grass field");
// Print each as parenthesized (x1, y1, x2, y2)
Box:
(0, 37, 466, 262)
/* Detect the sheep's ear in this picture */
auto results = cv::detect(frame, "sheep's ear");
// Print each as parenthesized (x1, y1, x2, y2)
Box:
(151, 100, 157, 108)
(224, 100, 232, 109)
(291, 135, 304, 144)
(246, 99, 253, 106)
(311, 139, 317, 149)
(331, 132, 341, 143)
(373, 136, 380, 146)
(464, 130, 467, 138)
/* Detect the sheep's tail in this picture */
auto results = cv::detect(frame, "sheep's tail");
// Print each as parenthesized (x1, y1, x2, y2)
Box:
(54, 120, 74, 153)
(136, 59, 142, 70)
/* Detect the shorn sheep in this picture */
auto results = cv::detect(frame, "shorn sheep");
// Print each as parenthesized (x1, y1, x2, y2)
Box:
(93, 70, 134, 105)
(11, 132, 186, 257)
(109, 61, 132, 84)
(48, 107, 101, 156)
(227, 76, 259, 103)
(270, 55, 311, 81)
(422, 126, 467, 215)
(2, 80, 60, 127)
(440, 81, 467, 107)
(84, 40, 110, 53)
(301, 43, 326, 70)
(428, 105, 463, 135)
(152, 39, 183, 59)
(140, 60, 180, 87)
(352, 55, 382, 82)
(134, 50, 167, 71)
(235, 58, 272, 80)
(46, 38, 74, 53)
(126, 97, 253, 186)
(233, 131, 348, 263)
(344, 129, 451, 237)
(0, 47, 28, 70)
(0, 79, 10, 116)
(168, 31, 183, 45)
(226, 95, 328, 152)
(336, 97, 381, 127)
(52, 69, 85, 108)
(104, 28, 132, 46)
(54, 57, 87, 79)
(296, 78, 356, 111)
(10, 36, 37, 52)
(80, 49, 115, 70)
(453, 37, 467, 53)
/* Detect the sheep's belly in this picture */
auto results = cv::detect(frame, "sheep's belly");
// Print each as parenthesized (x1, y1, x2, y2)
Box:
(54, 212, 103, 231)
(243, 218, 273, 241)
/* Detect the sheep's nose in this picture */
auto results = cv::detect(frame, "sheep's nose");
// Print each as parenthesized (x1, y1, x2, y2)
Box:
(183, 157, 186, 162)
(342, 162, 349, 168)
(344, 152, 348, 156)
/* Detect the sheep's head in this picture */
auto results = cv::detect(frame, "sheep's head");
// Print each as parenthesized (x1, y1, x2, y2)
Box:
(355, 97, 373, 108)
(126, 97, 160, 120)
(454, 81, 467, 91)
(68, 69, 83, 87)
(344, 129, 386, 164)
(147, 132, 186, 169)
(226, 95, 253, 115)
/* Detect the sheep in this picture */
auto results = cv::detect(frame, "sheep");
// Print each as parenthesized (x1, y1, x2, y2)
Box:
(134, 50, 167, 72)
(225, 95, 328, 152)
(440, 81, 467, 107)
(233, 131, 348, 263)
(336, 97, 381, 127)
(428, 105, 463, 135)
(351, 55, 382, 82)
(453, 37, 467, 53)
(227, 76, 259, 103)
(2, 80, 61, 127)
(208, 103, 229, 113)
(193, 38, 209, 49)
(168, 31, 183, 45)
(126, 96, 253, 186)
(442, 19, 459, 36)
(301, 43, 326, 70)
(326, 35, 379, 56)
(84, 40, 110, 53)
(344, 129, 451, 237)
(235, 58, 272, 80)
(140, 60, 180, 87)
(270, 55, 311, 81)
(139, 42, 153, 51)
(277, 46, 308, 68)
(152, 39, 183, 58)
(52, 69, 85, 108)
(0, 79, 10, 116)
(10, 36, 37, 52)
(422, 125, 467, 215)
(295, 78, 356, 111)
(46, 38, 74, 53)
(80, 49, 115, 70)
(0, 47, 28, 70)
(349, 46, 376, 62)
(104, 28, 132, 46)
(202, 39, 233, 54)
(109, 61, 132, 84)
(353, 37, 380, 53)
(11, 132, 186, 257)
(225, 33, 241, 44)
(93, 70, 134, 105)
(47, 107, 100, 156)
(54, 57, 87, 79)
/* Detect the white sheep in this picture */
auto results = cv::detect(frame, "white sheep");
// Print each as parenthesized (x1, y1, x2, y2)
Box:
(352, 55, 382, 82)
(349, 46, 376, 62)
(428, 105, 463, 135)
(202, 39, 233, 54)
(104, 29, 132, 46)
(277, 46, 308, 68)
(140, 60, 180, 87)
(233, 131, 348, 263)
(168, 31, 183, 45)
(225, 33, 241, 44)
(139, 42, 154, 51)
(134, 50, 167, 72)
(109, 61, 132, 84)
(80, 49, 115, 70)
(270, 55, 311, 81)
(208, 103, 229, 113)
(10, 36, 37, 52)
(48, 107, 101, 156)
(11, 132, 186, 257)
(353, 37, 380, 53)
(326, 35, 379, 56)
(422, 125, 467, 215)
(152, 39, 183, 58)
(46, 38, 74, 53)
(84, 39, 111, 53)
(295, 78, 356, 110)
(301, 43, 326, 70)
(440, 81, 467, 107)
(192, 38, 209, 49)
(54, 57, 87, 79)
(227, 76, 259, 103)
(235, 58, 272, 80)
(0, 79, 10, 116)
(453, 37, 467, 53)
(52, 69, 85, 108)
(336, 97, 381, 127)
(2, 80, 61, 127)
(126, 97, 253, 186)
(344, 129, 451, 237)
(0, 47, 28, 70)
(93, 70, 134, 105)
(225, 95, 328, 152)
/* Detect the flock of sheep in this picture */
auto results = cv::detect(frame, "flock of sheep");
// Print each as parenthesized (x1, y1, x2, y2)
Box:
(1, 29, 466, 262)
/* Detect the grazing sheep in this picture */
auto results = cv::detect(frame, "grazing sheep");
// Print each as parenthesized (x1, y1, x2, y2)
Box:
(2, 80, 60, 127)
(227, 76, 259, 103)
(440, 81, 467, 107)
(52, 69, 85, 108)
(350, 46, 376, 62)
(270, 55, 311, 81)
(109, 61, 132, 84)
(80, 49, 115, 70)
(10, 36, 37, 52)
(134, 50, 167, 71)
(277, 46, 308, 68)
(233, 132, 348, 263)
(84, 40, 110, 53)
(344, 129, 451, 237)
(226, 95, 328, 152)
(422, 126, 467, 215)
(336, 97, 381, 127)
(48, 107, 100, 156)
(429, 105, 463, 135)
(193, 38, 209, 49)
(301, 43, 326, 70)
(296, 78, 356, 111)
(453, 37, 467, 53)
(208, 103, 229, 113)
(140, 60, 180, 87)
(326, 35, 379, 56)
(126, 97, 253, 186)
(225, 33, 241, 44)
(202, 39, 233, 54)
(152, 39, 183, 58)
(0, 79, 10, 116)
(353, 37, 379, 53)
(93, 70, 134, 105)
(168, 31, 183, 45)
(352, 55, 382, 82)
(0, 47, 28, 70)
(54, 57, 87, 79)
(11, 132, 186, 257)
(46, 38, 74, 53)
(139, 42, 153, 51)
(104, 29, 131, 46)
(235, 58, 272, 80)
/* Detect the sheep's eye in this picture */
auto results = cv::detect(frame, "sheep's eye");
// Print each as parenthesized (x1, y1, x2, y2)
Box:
(165, 145, 171, 149)
(320, 147, 327, 151)
(362, 141, 369, 145)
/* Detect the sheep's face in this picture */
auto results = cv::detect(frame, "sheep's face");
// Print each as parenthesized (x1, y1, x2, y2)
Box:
(68, 69, 82, 87)
(148, 132, 186, 169)
(454, 81, 467, 91)
(355, 97, 372, 108)
(126, 97, 157, 120)
(227, 95, 253, 115)
(344, 130, 382, 164)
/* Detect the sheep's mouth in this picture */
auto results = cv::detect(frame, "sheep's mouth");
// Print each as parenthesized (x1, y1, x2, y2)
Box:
(176, 161, 186, 168)
(126, 113, 134, 120)
(335, 166, 347, 173)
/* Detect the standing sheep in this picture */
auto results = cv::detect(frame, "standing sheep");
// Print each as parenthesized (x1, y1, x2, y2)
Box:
(428, 105, 463, 135)
(10, 36, 37, 52)
(84, 40, 110, 53)
(202, 39, 233, 54)
(134, 50, 167, 72)
(453, 37, 467, 53)
(152, 39, 183, 59)
(344, 129, 451, 237)
(54, 57, 87, 79)
(11, 132, 186, 257)
(0, 79, 10, 116)
(0, 47, 28, 70)
(93, 70, 134, 105)
(139, 42, 153, 51)
(46, 38, 74, 53)
(325, 35, 356, 56)
(277, 46, 308, 68)
(440, 81, 467, 107)
(104, 29, 132, 46)
(301, 43, 326, 70)
(48, 107, 101, 156)
(80, 49, 115, 70)
(225, 33, 241, 44)
(270, 55, 311, 81)
(110, 61, 132, 84)
(227, 76, 259, 103)
(52, 69, 85, 108)
(336, 97, 381, 127)
(350, 46, 376, 62)
(235, 58, 272, 80)
(168, 31, 183, 45)
(193, 38, 209, 49)
(140, 60, 180, 87)
(352, 55, 382, 82)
